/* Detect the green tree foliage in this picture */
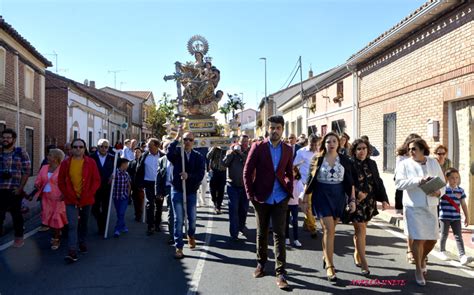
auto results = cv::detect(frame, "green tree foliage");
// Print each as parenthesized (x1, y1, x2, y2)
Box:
(145, 92, 176, 139)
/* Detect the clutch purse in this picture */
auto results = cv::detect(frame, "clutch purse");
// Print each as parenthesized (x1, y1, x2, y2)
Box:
(419, 176, 445, 195)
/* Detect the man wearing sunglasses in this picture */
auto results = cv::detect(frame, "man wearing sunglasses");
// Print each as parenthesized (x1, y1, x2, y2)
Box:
(167, 127, 205, 259)
(58, 138, 100, 263)
(90, 139, 116, 235)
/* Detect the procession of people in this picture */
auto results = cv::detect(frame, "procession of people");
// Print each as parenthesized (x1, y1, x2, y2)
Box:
(1, 113, 473, 290)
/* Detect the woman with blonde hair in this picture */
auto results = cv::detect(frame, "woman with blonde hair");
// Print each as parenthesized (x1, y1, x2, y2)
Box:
(433, 144, 452, 173)
(339, 132, 351, 156)
(34, 148, 67, 250)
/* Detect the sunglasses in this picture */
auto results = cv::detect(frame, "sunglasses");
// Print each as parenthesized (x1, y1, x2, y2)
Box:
(356, 147, 367, 150)
(436, 152, 446, 156)
(73, 145, 85, 149)
(408, 147, 418, 152)
(183, 138, 194, 142)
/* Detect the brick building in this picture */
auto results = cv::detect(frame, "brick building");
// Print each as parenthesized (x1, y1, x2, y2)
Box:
(0, 17, 52, 174)
(347, 0, 474, 221)
(45, 71, 133, 149)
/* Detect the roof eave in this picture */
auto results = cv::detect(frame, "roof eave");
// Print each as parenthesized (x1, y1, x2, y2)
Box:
(347, 0, 460, 67)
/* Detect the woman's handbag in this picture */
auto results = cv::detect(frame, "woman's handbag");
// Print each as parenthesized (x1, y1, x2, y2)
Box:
(340, 196, 352, 224)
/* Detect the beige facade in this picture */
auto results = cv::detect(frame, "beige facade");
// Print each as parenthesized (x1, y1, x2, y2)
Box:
(307, 73, 353, 138)
(348, 1, 474, 222)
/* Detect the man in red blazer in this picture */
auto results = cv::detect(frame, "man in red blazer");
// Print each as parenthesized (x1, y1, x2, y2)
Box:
(243, 115, 294, 290)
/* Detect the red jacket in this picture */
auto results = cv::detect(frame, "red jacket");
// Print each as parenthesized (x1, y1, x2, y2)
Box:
(243, 139, 293, 203)
(58, 156, 101, 207)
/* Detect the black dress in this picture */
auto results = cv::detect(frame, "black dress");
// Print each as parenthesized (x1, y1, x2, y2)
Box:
(351, 158, 379, 222)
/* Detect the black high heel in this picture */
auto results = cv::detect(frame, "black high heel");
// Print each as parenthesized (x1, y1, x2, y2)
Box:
(326, 266, 337, 282)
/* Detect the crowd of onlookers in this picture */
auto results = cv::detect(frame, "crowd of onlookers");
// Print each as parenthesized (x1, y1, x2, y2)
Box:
(0, 115, 472, 289)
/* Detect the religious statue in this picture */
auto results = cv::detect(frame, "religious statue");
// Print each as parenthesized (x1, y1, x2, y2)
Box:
(168, 35, 223, 116)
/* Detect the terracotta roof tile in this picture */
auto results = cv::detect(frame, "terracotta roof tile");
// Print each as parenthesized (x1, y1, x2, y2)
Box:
(0, 17, 52, 67)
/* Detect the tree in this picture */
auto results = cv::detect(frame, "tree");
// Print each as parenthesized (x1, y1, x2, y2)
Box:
(145, 92, 176, 139)
(227, 93, 245, 119)
(219, 103, 231, 123)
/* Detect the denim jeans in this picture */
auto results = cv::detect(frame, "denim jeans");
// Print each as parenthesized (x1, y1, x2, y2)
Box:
(285, 204, 299, 241)
(66, 205, 91, 251)
(164, 186, 173, 238)
(171, 188, 197, 249)
(113, 198, 129, 232)
(440, 219, 465, 256)
(227, 185, 249, 238)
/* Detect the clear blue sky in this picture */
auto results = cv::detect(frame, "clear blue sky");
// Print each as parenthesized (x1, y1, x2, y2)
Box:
(2, 0, 425, 111)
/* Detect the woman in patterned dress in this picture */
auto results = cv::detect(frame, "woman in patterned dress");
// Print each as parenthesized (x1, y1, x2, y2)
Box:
(350, 138, 389, 276)
(303, 132, 355, 282)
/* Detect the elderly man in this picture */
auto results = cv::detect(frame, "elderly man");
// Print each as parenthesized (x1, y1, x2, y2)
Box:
(135, 138, 163, 235)
(90, 139, 116, 235)
(167, 127, 205, 259)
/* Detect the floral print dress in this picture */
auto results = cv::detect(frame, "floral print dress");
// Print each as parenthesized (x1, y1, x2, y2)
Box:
(352, 158, 379, 222)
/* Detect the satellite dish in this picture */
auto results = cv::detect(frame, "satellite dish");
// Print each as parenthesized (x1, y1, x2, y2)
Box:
(121, 122, 128, 129)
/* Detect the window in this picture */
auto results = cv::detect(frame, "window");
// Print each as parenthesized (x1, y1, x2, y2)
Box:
(0, 122, 6, 132)
(285, 122, 289, 138)
(73, 130, 78, 140)
(25, 128, 34, 175)
(331, 119, 345, 134)
(291, 121, 296, 135)
(24, 65, 35, 99)
(336, 81, 343, 98)
(383, 113, 397, 172)
(0, 47, 6, 87)
(297, 117, 302, 136)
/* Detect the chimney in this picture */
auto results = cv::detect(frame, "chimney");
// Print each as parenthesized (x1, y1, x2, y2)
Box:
(89, 81, 96, 88)
(308, 66, 313, 78)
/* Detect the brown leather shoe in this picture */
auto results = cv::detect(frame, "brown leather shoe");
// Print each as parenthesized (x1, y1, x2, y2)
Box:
(276, 275, 289, 290)
(253, 264, 265, 278)
(188, 236, 196, 249)
(174, 248, 184, 259)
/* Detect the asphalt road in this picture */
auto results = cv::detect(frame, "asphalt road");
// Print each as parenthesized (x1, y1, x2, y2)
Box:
(1, 192, 474, 295)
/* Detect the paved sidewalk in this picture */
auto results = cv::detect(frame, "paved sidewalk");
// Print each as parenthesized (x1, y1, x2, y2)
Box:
(378, 172, 474, 260)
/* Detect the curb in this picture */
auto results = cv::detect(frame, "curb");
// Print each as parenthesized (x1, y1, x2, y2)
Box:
(377, 209, 474, 259)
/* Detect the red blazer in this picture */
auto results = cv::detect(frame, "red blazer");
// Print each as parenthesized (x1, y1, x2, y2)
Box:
(243, 139, 294, 203)
(58, 156, 101, 207)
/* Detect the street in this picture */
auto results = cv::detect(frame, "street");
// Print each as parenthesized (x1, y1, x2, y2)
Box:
(1, 193, 474, 295)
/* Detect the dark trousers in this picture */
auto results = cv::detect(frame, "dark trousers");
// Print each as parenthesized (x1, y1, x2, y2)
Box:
(0, 189, 24, 237)
(252, 198, 289, 275)
(92, 185, 110, 234)
(227, 185, 249, 238)
(440, 219, 465, 256)
(210, 169, 226, 209)
(144, 181, 163, 229)
(395, 189, 403, 210)
(285, 204, 299, 241)
(131, 186, 145, 221)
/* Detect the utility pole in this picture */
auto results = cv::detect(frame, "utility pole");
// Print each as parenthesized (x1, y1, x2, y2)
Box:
(299, 56, 304, 102)
(120, 81, 126, 90)
(108, 70, 124, 89)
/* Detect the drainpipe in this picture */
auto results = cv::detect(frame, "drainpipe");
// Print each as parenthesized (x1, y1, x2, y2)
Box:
(347, 64, 359, 139)
(14, 52, 20, 145)
(40, 74, 45, 167)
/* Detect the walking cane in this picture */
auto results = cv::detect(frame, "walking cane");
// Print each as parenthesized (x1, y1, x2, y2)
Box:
(104, 152, 119, 239)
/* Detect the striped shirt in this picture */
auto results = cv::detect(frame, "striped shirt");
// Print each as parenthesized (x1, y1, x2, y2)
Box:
(113, 169, 131, 200)
(439, 185, 465, 220)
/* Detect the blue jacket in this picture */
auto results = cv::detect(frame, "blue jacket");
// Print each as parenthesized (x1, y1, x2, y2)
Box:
(166, 140, 205, 194)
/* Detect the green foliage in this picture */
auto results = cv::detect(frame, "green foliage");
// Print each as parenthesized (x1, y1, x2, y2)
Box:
(145, 92, 176, 139)
(219, 103, 231, 123)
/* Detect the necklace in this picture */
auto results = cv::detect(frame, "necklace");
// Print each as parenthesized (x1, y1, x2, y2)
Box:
(414, 157, 427, 165)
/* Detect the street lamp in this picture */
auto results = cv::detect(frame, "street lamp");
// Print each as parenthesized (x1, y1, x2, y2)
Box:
(259, 57, 267, 102)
